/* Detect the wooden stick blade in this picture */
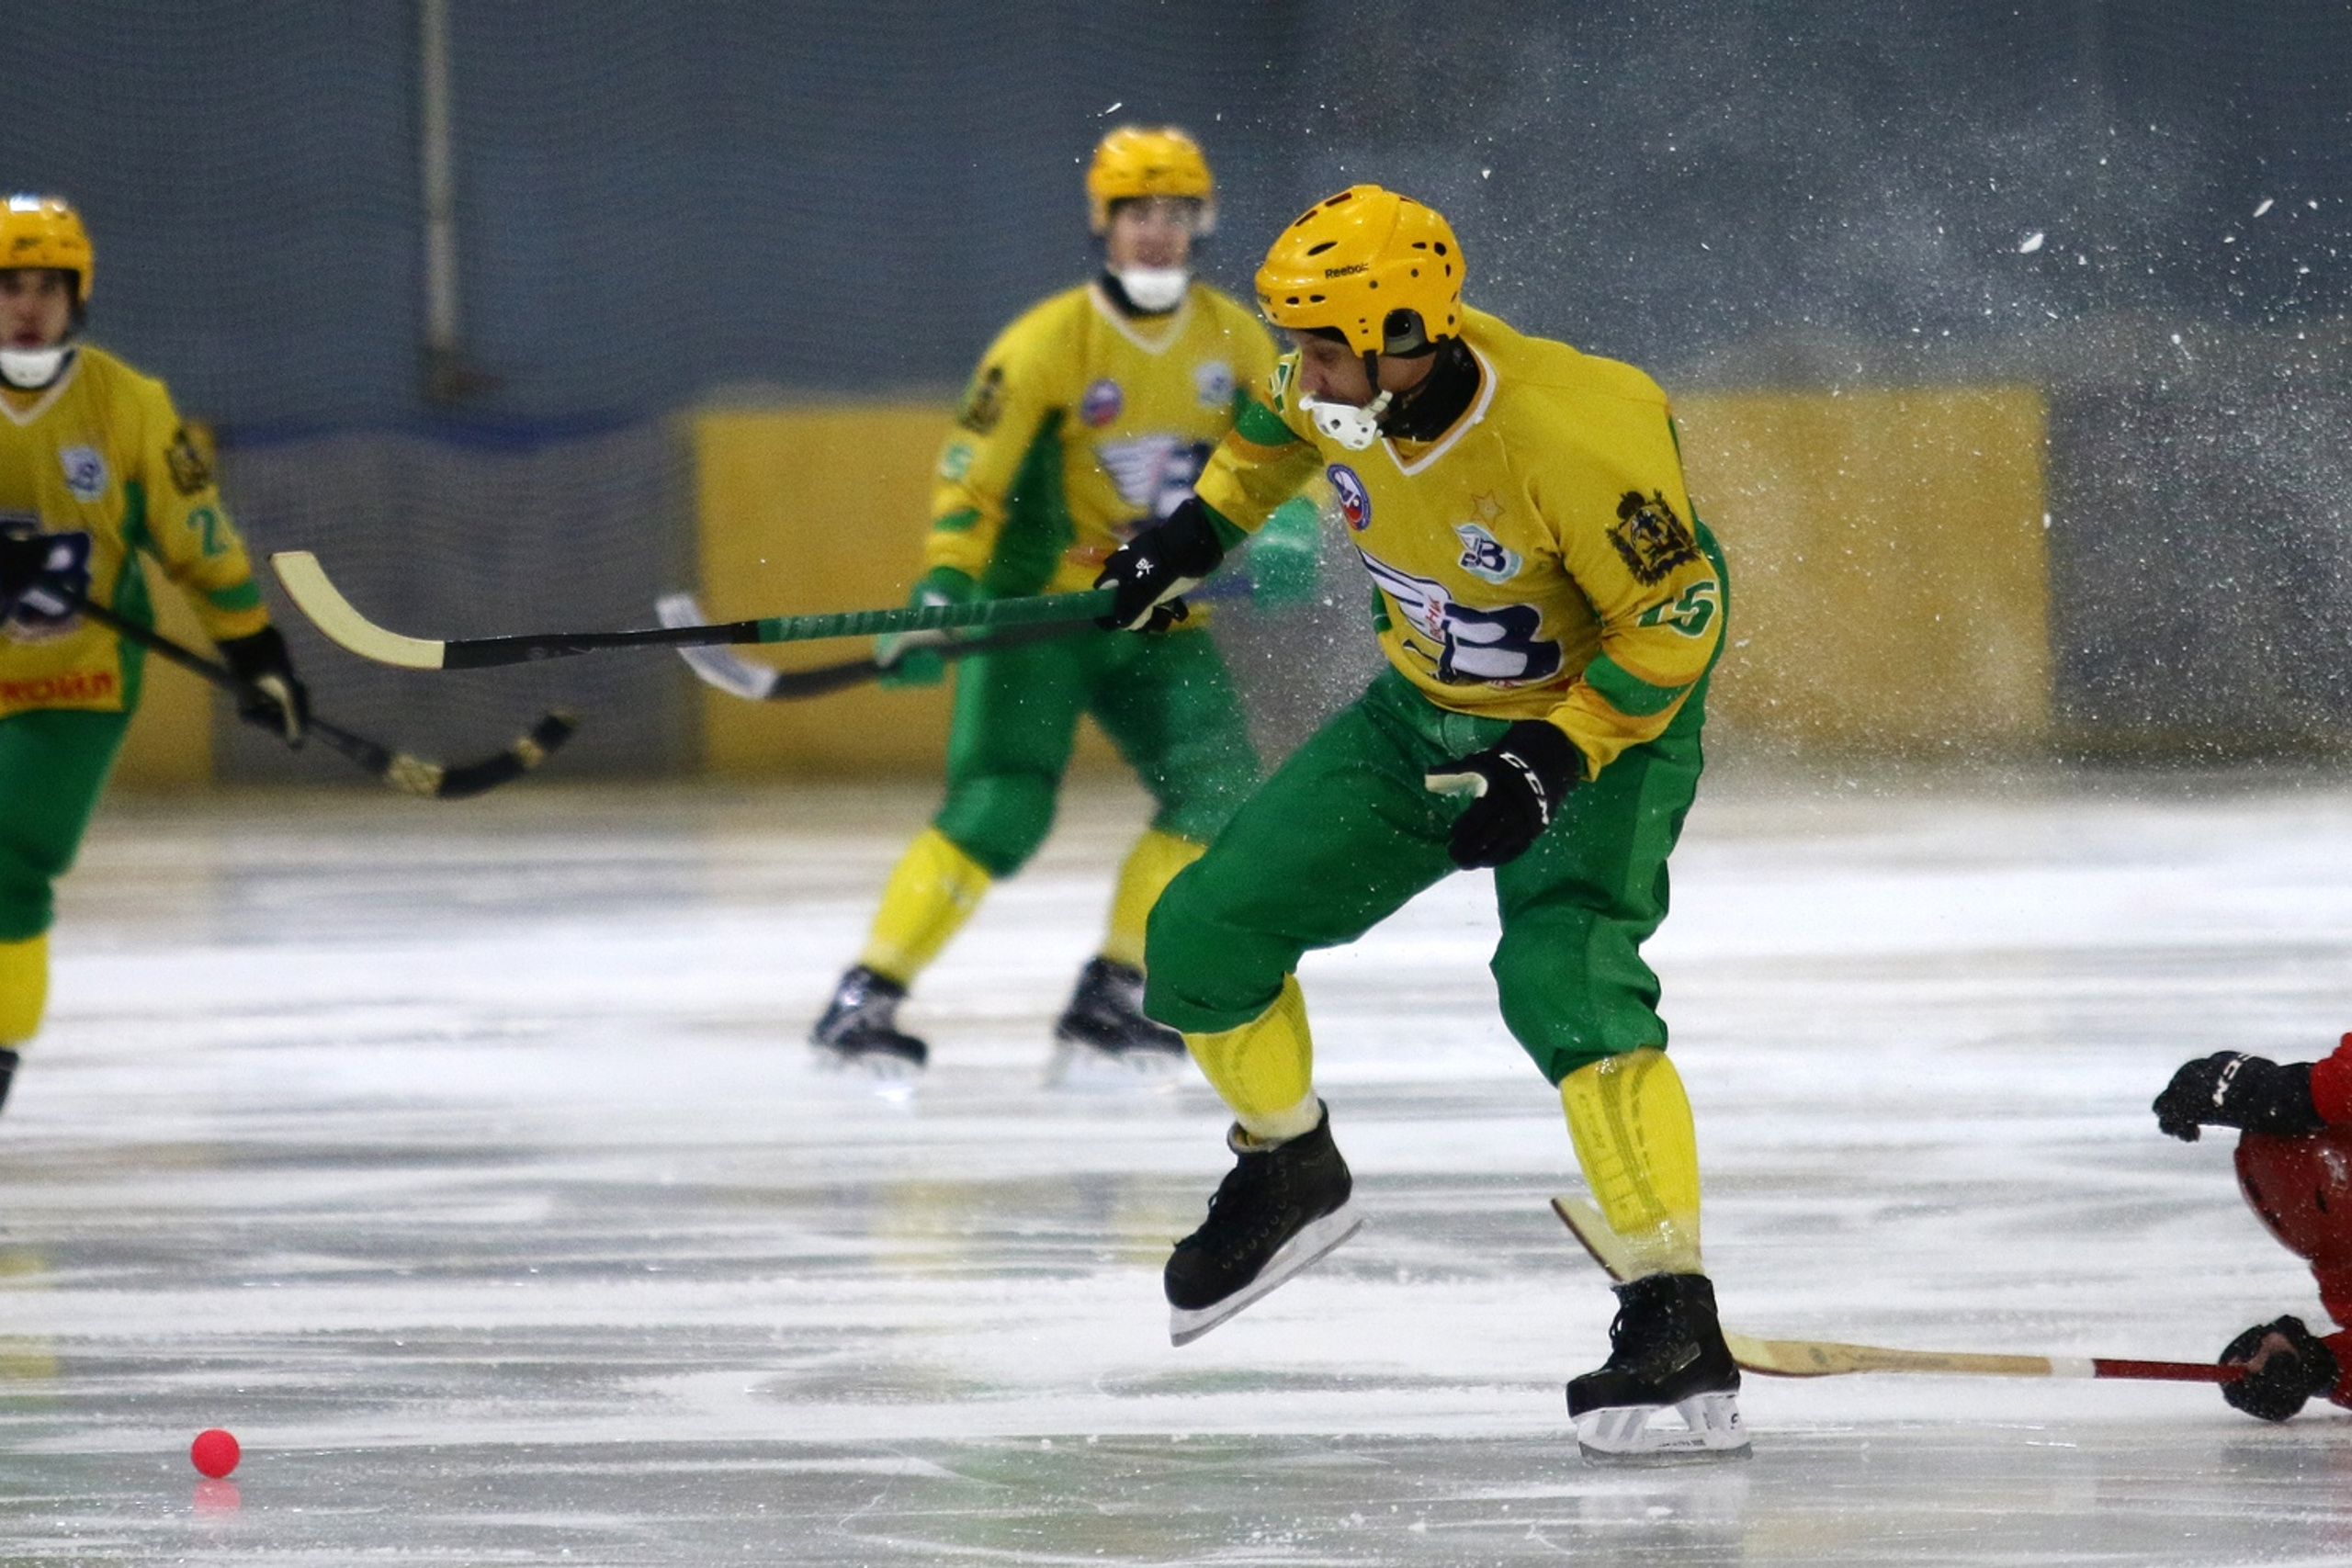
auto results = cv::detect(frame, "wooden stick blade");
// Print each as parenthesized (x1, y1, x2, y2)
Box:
(271, 552, 448, 670)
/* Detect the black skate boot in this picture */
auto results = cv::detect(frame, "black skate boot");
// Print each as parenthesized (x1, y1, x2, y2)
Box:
(1164, 1103, 1362, 1345)
(809, 966, 927, 1075)
(0, 1048, 17, 1114)
(1048, 957, 1185, 1083)
(1567, 1271, 1747, 1461)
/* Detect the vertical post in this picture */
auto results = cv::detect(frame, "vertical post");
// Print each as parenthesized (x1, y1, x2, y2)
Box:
(420, 0, 484, 403)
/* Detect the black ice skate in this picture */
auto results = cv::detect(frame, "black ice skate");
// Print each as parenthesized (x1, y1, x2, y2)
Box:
(1164, 1104, 1361, 1345)
(809, 966, 927, 1076)
(1047, 957, 1185, 1085)
(0, 1047, 17, 1114)
(1567, 1270, 1748, 1461)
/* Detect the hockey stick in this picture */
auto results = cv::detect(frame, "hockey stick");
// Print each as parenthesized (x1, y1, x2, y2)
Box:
(270, 549, 1114, 671)
(1550, 1195, 2242, 1385)
(64, 592, 577, 800)
(654, 575, 1259, 702)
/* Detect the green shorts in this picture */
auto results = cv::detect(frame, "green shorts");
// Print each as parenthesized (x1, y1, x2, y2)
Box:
(933, 625, 1261, 876)
(1143, 665, 1708, 1084)
(0, 708, 133, 942)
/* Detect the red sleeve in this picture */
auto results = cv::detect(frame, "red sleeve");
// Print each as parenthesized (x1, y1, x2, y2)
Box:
(2311, 1033, 2352, 1125)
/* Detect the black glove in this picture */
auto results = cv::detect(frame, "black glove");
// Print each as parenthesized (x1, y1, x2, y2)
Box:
(1423, 719, 1582, 869)
(0, 529, 50, 618)
(1094, 497, 1226, 632)
(2153, 1052, 2324, 1143)
(2220, 1314, 2339, 1422)
(0, 523, 89, 626)
(217, 626, 310, 746)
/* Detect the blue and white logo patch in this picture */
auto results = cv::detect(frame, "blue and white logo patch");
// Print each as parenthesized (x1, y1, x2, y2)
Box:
(1080, 378, 1124, 428)
(1193, 360, 1234, 410)
(1453, 522, 1521, 584)
(60, 446, 107, 502)
(1328, 464, 1371, 531)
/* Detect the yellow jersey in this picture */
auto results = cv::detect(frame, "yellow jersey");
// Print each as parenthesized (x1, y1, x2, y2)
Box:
(0, 345, 269, 720)
(926, 280, 1280, 596)
(1193, 307, 1726, 778)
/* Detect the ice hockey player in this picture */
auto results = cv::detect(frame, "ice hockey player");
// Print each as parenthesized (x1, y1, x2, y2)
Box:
(2154, 1036, 2352, 1421)
(0, 194, 307, 1113)
(810, 129, 1315, 1079)
(1093, 186, 1739, 1460)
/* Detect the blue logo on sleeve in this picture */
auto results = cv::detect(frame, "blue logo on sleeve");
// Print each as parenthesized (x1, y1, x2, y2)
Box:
(1328, 464, 1371, 531)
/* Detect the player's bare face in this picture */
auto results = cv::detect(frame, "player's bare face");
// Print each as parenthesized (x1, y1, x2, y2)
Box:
(0, 270, 72, 349)
(1289, 332, 1435, 409)
(1105, 198, 1195, 272)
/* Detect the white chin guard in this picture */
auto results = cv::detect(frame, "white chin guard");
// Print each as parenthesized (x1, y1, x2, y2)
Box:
(0, 344, 71, 391)
(1301, 389, 1392, 451)
(1114, 266, 1191, 312)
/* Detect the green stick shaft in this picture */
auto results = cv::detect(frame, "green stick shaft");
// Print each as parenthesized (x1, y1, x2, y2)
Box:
(749, 586, 1115, 647)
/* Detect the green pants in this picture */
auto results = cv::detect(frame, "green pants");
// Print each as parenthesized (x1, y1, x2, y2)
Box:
(933, 624, 1260, 876)
(0, 708, 132, 942)
(1144, 666, 1708, 1084)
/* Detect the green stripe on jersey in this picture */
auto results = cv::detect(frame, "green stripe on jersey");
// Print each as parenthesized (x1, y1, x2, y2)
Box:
(1582, 653, 1688, 717)
(205, 581, 263, 613)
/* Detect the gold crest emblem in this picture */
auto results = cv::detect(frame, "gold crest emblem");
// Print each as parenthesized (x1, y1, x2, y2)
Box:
(166, 426, 214, 497)
(956, 365, 1006, 435)
(1609, 490, 1700, 585)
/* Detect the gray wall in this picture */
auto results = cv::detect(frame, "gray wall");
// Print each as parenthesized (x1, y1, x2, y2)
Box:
(16, 1, 2352, 761)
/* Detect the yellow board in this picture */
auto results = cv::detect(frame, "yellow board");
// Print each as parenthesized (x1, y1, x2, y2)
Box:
(1675, 386, 2050, 750)
(693, 403, 1120, 776)
(107, 561, 215, 790)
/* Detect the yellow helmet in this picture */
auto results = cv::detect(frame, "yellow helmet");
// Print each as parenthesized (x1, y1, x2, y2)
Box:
(1086, 126, 1216, 235)
(1, 195, 93, 303)
(1256, 185, 1463, 355)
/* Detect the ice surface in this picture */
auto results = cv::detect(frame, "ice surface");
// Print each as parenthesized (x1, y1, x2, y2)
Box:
(5, 773, 2352, 1563)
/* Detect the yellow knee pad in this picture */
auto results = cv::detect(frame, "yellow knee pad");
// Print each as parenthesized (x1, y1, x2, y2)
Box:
(0, 933, 49, 1047)
(859, 827, 995, 985)
(1560, 1047, 1703, 1278)
(1101, 828, 1204, 971)
(1185, 974, 1319, 1141)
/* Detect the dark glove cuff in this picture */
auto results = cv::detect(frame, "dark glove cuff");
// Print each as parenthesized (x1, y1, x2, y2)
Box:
(1498, 719, 1582, 796)
(1153, 497, 1228, 577)
(217, 625, 292, 683)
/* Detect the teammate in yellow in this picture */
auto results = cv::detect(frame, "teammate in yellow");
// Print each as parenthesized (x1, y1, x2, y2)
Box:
(1095, 186, 1740, 1460)
(811, 129, 1314, 1078)
(0, 195, 307, 1113)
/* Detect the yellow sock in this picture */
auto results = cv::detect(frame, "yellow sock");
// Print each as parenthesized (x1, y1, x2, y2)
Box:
(0, 933, 49, 1046)
(1560, 1047, 1704, 1279)
(857, 828, 994, 985)
(1186, 975, 1319, 1141)
(1100, 827, 1205, 970)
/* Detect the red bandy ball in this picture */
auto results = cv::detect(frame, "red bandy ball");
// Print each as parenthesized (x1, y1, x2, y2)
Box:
(189, 1428, 240, 1479)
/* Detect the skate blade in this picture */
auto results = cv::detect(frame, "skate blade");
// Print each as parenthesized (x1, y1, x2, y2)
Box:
(808, 1044, 925, 1091)
(1576, 1392, 1750, 1466)
(1168, 1201, 1363, 1347)
(1043, 1035, 1186, 1091)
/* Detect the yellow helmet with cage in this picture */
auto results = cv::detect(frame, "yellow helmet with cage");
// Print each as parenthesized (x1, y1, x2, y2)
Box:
(1, 195, 93, 303)
(1256, 185, 1463, 355)
(1086, 126, 1216, 235)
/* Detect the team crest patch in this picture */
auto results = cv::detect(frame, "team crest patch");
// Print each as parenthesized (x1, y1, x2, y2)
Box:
(166, 426, 213, 496)
(1193, 360, 1234, 409)
(1328, 464, 1371, 531)
(1080, 378, 1124, 427)
(956, 365, 1006, 435)
(59, 446, 107, 502)
(1610, 490, 1701, 585)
